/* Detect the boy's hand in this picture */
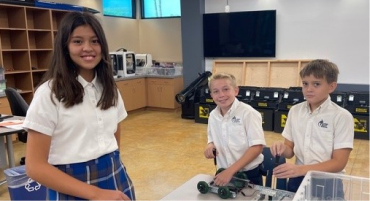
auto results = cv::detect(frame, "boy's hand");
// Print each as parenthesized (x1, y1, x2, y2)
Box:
(204, 143, 216, 159)
(213, 169, 233, 186)
(270, 141, 286, 156)
(273, 163, 303, 178)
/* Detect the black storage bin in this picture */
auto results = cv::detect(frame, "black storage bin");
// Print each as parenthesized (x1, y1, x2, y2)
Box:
(249, 87, 284, 109)
(194, 103, 217, 124)
(353, 114, 369, 140)
(198, 84, 214, 104)
(249, 87, 284, 131)
(237, 86, 258, 104)
(278, 87, 305, 111)
(330, 91, 347, 107)
(256, 108, 274, 131)
(345, 91, 369, 115)
(175, 71, 212, 119)
(274, 110, 288, 133)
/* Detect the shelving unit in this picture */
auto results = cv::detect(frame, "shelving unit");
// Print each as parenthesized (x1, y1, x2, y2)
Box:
(212, 60, 312, 88)
(0, 3, 69, 103)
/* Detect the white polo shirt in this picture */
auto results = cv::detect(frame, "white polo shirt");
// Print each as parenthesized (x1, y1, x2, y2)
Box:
(282, 96, 354, 172)
(23, 75, 127, 165)
(208, 98, 266, 171)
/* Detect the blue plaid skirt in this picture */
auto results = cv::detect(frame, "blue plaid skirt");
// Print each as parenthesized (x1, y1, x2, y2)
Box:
(48, 150, 135, 200)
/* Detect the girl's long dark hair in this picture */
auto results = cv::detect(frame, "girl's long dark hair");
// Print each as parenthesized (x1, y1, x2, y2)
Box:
(39, 12, 117, 110)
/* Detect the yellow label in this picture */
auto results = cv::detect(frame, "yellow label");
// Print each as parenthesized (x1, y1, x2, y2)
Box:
(206, 99, 214, 103)
(258, 102, 268, 107)
(354, 117, 368, 133)
(280, 114, 288, 127)
(355, 108, 368, 113)
(199, 106, 210, 119)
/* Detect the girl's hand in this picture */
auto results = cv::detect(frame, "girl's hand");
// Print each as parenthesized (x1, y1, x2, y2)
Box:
(91, 189, 131, 201)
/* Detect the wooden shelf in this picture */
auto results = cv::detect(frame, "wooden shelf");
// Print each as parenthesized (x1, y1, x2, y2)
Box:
(52, 10, 68, 31)
(0, 5, 26, 29)
(26, 7, 51, 30)
(213, 60, 312, 88)
(0, 30, 28, 49)
(30, 50, 52, 70)
(2, 51, 30, 71)
(0, 3, 69, 104)
(28, 30, 53, 49)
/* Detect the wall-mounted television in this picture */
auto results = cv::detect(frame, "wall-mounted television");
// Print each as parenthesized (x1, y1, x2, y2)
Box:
(103, 0, 135, 18)
(203, 10, 276, 58)
(141, 0, 181, 19)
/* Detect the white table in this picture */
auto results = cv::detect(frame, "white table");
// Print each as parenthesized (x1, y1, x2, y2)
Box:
(0, 115, 25, 186)
(160, 174, 294, 201)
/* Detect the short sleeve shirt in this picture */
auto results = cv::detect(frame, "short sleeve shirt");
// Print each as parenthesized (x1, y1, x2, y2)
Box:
(282, 96, 354, 173)
(23, 75, 127, 165)
(207, 99, 266, 171)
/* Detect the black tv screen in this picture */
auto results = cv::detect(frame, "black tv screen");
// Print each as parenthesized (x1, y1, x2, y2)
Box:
(203, 10, 276, 58)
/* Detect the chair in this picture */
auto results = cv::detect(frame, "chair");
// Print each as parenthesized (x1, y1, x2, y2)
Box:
(4, 87, 29, 165)
(261, 146, 287, 190)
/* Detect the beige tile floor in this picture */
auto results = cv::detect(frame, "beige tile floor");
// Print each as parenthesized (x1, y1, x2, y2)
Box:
(0, 109, 368, 200)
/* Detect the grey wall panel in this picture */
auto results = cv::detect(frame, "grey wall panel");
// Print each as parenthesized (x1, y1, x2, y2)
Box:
(181, 0, 205, 87)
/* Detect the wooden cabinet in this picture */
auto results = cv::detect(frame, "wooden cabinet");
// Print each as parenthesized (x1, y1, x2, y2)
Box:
(0, 4, 69, 103)
(212, 60, 312, 88)
(117, 78, 146, 111)
(146, 77, 183, 109)
(0, 97, 11, 114)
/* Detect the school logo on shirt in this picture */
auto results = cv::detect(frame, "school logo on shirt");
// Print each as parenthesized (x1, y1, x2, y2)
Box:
(232, 116, 240, 123)
(318, 119, 328, 128)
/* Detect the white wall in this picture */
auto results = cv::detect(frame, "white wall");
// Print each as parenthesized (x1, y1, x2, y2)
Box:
(205, 0, 370, 85)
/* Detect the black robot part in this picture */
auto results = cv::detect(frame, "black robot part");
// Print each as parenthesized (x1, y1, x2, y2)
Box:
(176, 71, 212, 119)
(175, 71, 212, 104)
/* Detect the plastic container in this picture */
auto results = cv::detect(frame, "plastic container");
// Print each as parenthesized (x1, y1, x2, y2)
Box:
(146, 67, 183, 76)
(293, 171, 369, 201)
(4, 165, 46, 200)
(135, 67, 149, 75)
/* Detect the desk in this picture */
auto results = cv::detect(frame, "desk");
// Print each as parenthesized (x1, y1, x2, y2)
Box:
(160, 174, 294, 201)
(0, 116, 25, 186)
(0, 116, 25, 168)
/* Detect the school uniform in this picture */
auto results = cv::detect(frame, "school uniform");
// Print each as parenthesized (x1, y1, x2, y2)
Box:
(23, 75, 135, 200)
(208, 99, 266, 185)
(282, 96, 354, 197)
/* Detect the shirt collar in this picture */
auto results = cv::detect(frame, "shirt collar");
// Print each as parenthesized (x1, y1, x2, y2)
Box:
(304, 96, 331, 113)
(77, 74, 98, 88)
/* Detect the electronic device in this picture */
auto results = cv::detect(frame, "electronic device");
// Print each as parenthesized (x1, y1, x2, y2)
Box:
(135, 54, 153, 68)
(109, 51, 136, 78)
(203, 10, 276, 58)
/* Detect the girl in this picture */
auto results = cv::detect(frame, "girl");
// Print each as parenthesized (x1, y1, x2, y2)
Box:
(24, 12, 135, 200)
